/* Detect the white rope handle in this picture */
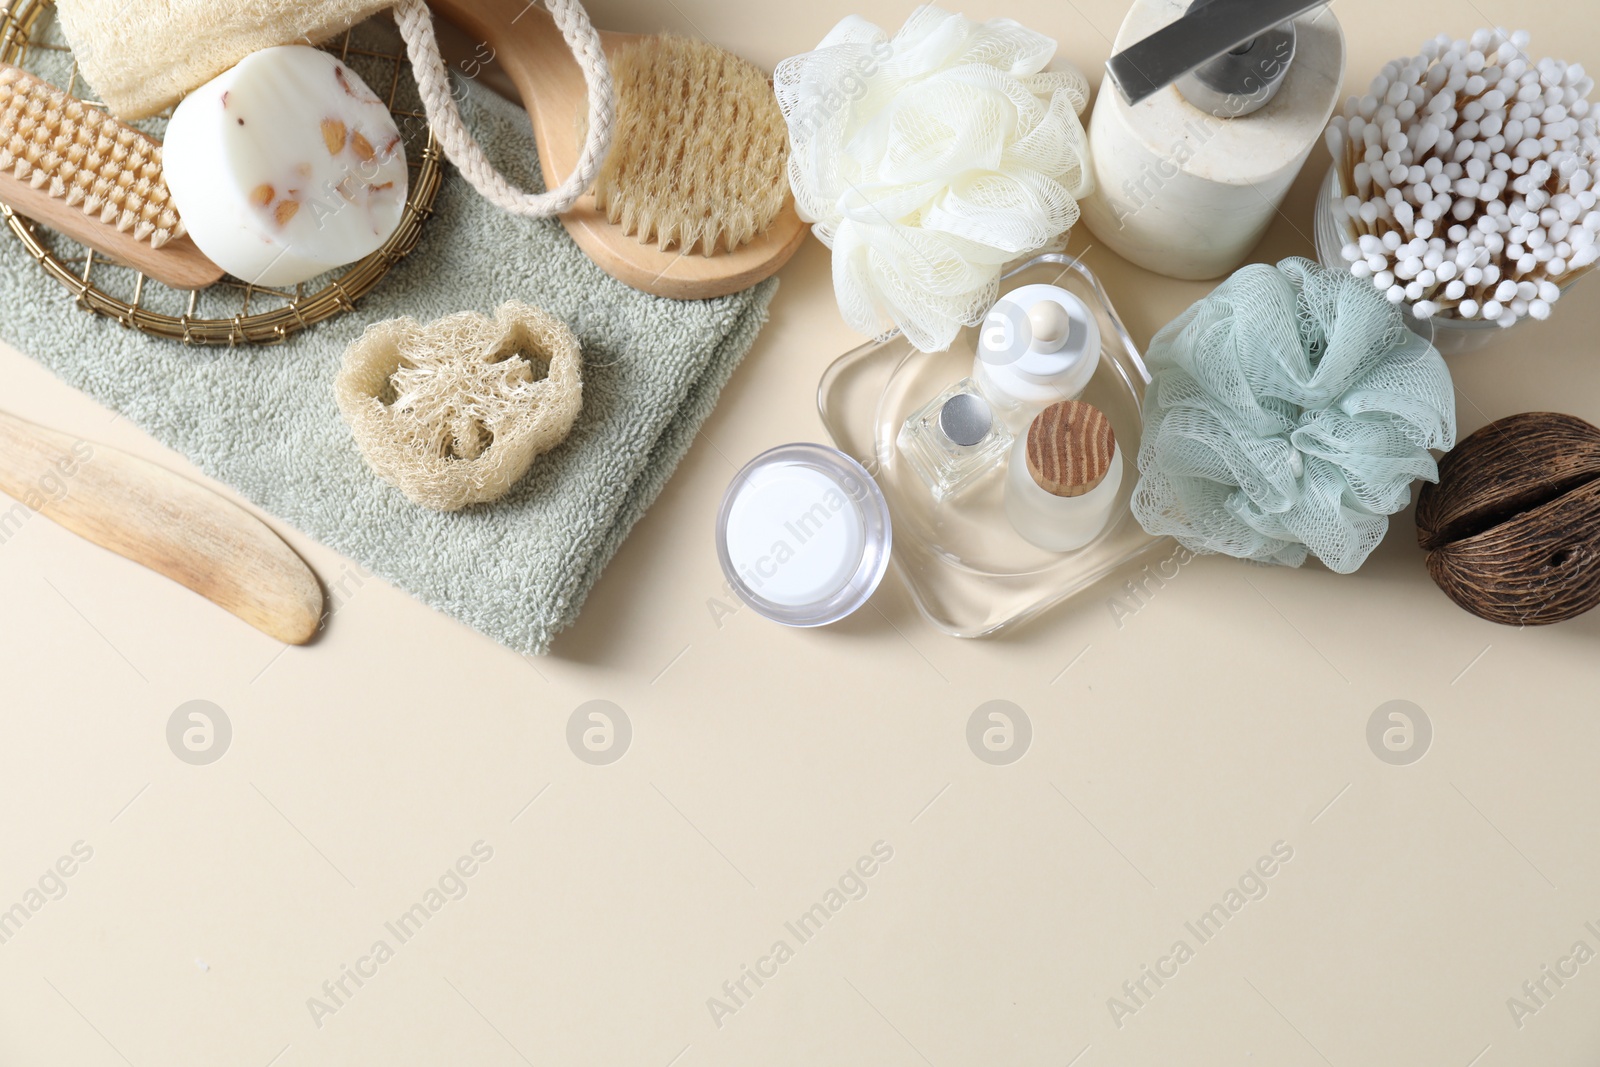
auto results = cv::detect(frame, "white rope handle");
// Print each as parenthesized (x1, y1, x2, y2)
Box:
(393, 0, 615, 217)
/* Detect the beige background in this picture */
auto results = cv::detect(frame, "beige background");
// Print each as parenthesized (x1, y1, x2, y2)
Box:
(3, 0, 1599, 1064)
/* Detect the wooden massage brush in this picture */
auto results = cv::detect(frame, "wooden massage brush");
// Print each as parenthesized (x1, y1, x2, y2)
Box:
(427, 0, 806, 300)
(0, 62, 223, 290)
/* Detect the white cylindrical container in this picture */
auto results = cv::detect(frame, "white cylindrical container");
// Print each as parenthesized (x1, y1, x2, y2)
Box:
(1078, 0, 1345, 280)
(973, 283, 1101, 434)
(1005, 400, 1123, 552)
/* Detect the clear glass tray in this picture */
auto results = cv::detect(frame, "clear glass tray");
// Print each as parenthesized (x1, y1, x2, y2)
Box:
(816, 254, 1175, 638)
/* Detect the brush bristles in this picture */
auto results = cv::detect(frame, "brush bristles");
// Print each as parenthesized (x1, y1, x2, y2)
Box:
(592, 35, 789, 257)
(0, 64, 184, 248)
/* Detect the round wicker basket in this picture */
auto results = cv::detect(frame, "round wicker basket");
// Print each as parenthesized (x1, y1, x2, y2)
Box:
(0, 0, 443, 345)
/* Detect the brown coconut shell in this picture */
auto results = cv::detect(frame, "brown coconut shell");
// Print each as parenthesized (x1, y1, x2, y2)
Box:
(1415, 412, 1600, 625)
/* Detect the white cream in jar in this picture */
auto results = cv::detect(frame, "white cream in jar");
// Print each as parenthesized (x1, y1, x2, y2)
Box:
(716, 444, 892, 627)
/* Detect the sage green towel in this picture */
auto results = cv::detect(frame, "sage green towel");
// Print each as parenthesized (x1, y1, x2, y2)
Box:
(0, 57, 777, 656)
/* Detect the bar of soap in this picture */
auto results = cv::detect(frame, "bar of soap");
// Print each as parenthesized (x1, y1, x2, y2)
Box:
(163, 45, 407, 288)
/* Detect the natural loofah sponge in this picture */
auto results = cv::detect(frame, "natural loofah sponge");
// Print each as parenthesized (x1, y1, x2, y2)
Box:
(336, 302, 582, 511)
(1131, 258, 1457, 573)
(55, 0, 394, 120)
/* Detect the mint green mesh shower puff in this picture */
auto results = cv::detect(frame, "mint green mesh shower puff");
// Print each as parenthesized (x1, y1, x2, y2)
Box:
(1131, 258, 1457, 574)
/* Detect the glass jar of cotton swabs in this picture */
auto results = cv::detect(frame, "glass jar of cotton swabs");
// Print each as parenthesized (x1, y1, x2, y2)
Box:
(1315, 28, 1599, 354)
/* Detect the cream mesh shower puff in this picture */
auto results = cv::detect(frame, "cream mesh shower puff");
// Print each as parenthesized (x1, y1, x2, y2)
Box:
(775, 6, 1092, 353)
(336, 302, 583, 512)
(1131, 258, 1457, 574)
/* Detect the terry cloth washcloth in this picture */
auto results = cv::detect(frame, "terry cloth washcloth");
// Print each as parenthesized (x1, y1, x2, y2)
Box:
(0, 39, 777, 656)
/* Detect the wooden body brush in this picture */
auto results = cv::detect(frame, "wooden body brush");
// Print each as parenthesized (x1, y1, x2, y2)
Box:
(429, 0, 806, 300)
(0, 63, 223, 290)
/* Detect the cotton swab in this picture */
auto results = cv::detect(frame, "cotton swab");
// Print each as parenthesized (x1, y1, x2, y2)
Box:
(1326, 28, 1600, 329)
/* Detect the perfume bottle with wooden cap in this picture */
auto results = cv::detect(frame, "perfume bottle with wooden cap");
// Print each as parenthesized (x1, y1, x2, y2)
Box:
(1005, 400, 1124, 552)
(897, 378, 1014, 502)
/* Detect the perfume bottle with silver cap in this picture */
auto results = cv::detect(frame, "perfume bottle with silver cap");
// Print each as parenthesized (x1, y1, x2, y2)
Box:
(896, 378, 1014, 503)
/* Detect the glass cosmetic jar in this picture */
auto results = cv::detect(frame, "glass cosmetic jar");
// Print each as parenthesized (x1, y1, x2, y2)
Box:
(716, 443, 892, 627)
(1004, 400, 1124, 552)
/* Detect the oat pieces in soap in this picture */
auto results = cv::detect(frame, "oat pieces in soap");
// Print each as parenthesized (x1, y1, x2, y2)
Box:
(163, 45, 407, 287)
